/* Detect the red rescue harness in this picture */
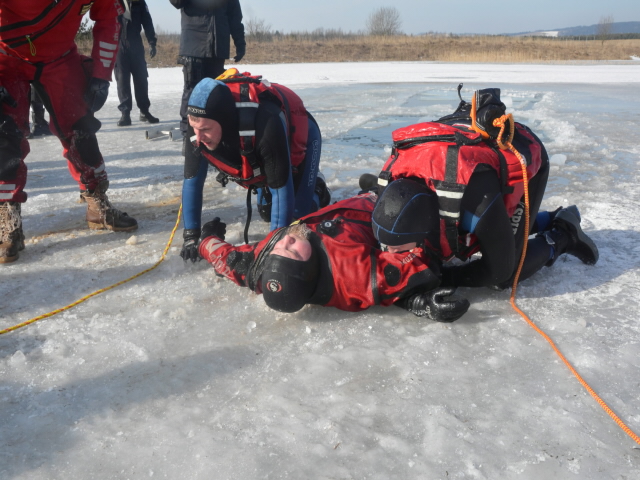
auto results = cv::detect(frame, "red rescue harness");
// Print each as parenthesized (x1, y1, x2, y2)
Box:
(379, 121, 543, 259)
(202, 71, 309, 188)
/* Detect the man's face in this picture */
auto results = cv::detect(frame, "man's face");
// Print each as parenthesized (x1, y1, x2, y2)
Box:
(381, 241, 418, 254)
(189, 116, 222, 151)
(270, 233, 312, 261)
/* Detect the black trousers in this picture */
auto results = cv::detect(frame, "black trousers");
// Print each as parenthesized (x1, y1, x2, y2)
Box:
(115, 43, 150, 114)
(179, 56, 226, 137)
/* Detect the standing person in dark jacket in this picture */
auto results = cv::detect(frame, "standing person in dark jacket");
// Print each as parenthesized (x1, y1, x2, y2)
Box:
(115, 0, 159, 127)
(169, 0, 246, 142)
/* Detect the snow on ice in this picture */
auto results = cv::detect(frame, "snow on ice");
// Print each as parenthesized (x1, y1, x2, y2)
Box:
(1, 62, 640, 479)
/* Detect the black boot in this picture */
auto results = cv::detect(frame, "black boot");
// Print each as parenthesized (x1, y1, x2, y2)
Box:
(358, 173, 379, 194)
(29, 121, 52, 138)
(315, 173, 331, 208)
(257, 188, 272, 222)
(117, 111, 131, 127)
(139, 110, 159, 124)
(542, 206, 598, 265)
(257, 202, 272, 222)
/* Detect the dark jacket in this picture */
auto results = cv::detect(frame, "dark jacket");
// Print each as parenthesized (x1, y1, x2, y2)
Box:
(169, 0, 245, 59)
(120, 0, 156, 50)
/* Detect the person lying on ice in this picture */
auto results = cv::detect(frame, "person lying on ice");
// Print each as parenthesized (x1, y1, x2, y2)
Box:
(180, 70, 331, 262)
(364, 86, 598, 294)
(195, 190, 470, 321)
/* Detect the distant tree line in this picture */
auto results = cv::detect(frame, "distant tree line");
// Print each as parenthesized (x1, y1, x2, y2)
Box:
(245, 6, 404, 42)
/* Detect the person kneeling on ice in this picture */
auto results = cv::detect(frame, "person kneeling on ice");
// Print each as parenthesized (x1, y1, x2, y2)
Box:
(196, 191, 469, 321)
(180, 69, 331, 262)
(363, 86, 598, 297)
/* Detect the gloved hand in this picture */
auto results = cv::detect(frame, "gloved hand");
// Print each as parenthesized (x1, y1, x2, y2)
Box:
(0, 86, 17, 108)
(84, 77, 110, 112)
(200, 217, 226, 242)
(149, 44, 157, 59)
(234, 45, 245, 63)
(399, 287, 470, 322)
(180, 228, 201, 263)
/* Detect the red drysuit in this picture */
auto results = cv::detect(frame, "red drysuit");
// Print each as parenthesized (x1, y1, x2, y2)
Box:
(0, 0, 124, 201)
(199, 192, 441, 312)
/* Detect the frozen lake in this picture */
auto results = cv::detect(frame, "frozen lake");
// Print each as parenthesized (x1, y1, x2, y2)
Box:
(1, 62, 639, 479)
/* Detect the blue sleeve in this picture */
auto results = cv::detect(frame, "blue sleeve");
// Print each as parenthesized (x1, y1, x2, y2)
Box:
(269, 170, 295, 230)
(181, 157, 209, 230)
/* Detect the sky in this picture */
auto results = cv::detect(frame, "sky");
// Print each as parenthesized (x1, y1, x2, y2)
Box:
(151, 0, 640, 35)
(1, 61, 640, 478)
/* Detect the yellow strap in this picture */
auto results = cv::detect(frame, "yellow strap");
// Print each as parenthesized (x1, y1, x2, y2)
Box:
(216, 68, 240, 80)
(26, 35, 36, 56)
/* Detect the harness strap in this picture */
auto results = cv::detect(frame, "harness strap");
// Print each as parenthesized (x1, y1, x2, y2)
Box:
(430, 143, 466, 256)
(272, 85, 294, 139)
(244, 187, 253, 244)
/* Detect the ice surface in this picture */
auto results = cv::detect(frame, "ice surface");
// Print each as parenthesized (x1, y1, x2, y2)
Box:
(1, 62, 639, 479)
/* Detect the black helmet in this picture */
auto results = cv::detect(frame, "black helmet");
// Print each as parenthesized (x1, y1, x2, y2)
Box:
(372, 178, 438, 247)
(260, 245, 319, 313)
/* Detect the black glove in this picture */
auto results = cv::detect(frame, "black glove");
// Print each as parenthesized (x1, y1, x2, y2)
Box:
(200, 217, 226, 242)
(149, 44, 157, 59)
(472, 88, 507, 139)
(398, 287, 470, 322)
(84, 77, 110, 112)
(234, 45, 245, 63)
(180, 228, 201, 263)
(0, 86, 17, 108)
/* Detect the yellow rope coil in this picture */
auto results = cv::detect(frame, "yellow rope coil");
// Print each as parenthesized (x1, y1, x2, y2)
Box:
(0, 205, 182, 335)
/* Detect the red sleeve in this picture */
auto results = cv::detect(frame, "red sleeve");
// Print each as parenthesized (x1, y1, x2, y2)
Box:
(89, 0, 125, 80)
(374, 247, 440, 307)
(199, 236, 259, 287)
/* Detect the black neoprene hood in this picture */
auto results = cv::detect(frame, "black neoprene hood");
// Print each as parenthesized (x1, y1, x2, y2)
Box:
(372, 178, 439, 246)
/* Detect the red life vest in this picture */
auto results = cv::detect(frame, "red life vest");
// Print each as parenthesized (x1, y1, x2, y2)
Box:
(379, 121, 543, 259)
(203, 71, 309, 187)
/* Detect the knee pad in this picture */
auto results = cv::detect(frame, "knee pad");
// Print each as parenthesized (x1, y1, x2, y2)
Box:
(0, 113, 24, 180)
(71, 115, 103, 167)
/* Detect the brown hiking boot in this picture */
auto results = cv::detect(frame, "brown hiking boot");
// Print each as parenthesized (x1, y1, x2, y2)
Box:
(81, 180, 138, 232)
(0, 201, 25, 264)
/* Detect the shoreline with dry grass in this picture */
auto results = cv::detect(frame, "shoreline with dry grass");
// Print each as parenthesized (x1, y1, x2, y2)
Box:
(78, 35, 640, 69)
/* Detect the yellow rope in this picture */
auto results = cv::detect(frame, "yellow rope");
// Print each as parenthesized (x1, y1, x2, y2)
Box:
(493, 115, 640, 445)
(0, 205, 183, 335)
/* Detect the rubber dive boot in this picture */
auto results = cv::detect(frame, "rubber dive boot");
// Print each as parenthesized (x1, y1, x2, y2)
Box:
(82, 180, 138, 232)
(315, 172, 332, 208)
(358, 173, 379, 194)
(551, 207, 598, 265)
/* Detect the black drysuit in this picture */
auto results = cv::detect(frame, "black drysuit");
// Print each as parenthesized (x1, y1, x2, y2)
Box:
(115, 0, 156, 114)
(169, 0, 246, 136)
